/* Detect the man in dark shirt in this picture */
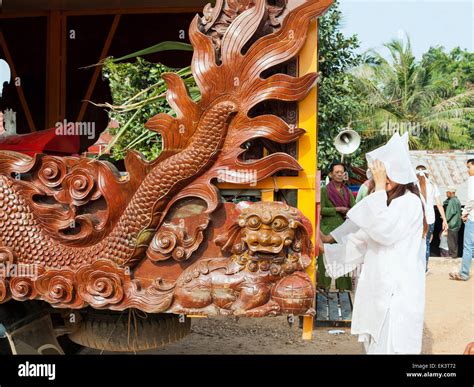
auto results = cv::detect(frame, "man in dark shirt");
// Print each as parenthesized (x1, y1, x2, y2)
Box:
(444, 186, 462, 258)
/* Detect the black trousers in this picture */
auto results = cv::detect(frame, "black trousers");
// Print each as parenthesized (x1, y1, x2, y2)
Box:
(447, 229, 459, 258)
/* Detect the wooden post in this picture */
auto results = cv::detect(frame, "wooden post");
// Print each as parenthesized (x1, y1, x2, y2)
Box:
(45, 10, 63, 128)
(76, 14, 121, 123)
(60, 11, 67, 122)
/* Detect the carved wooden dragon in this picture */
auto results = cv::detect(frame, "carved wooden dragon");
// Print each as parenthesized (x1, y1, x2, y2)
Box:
(0, 0, 332, 313)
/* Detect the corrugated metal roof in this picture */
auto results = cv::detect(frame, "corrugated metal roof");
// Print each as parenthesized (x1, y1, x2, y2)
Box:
(410, 150, 474, 205)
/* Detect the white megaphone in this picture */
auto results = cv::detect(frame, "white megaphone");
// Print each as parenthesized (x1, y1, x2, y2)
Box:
(334, 129, 361, 155)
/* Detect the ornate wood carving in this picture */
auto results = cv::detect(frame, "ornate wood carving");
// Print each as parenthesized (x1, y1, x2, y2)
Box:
(171, 201, 315, 316)
(200, 0, 288, 60)
(0, 0, 332, 316)
(146, 199, 210, 262)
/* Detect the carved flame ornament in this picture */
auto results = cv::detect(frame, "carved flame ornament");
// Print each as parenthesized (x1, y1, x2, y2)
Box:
(0, 0, 332, 316)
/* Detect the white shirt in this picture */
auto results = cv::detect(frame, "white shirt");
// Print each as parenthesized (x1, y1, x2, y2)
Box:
(324, 190, 425, 354)
(463, 175, 474, 221)
(418, 179, 440, 225)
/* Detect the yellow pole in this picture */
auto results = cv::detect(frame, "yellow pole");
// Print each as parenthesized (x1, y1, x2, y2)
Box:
(261, 190, 275, 203)
(298, 18, 318, 341)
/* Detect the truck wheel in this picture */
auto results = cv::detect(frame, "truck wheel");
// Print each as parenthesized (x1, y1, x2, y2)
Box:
(68, 310, 190, 352)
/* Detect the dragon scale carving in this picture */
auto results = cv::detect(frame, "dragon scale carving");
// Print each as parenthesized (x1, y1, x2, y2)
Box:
(0, 101, 237, 269)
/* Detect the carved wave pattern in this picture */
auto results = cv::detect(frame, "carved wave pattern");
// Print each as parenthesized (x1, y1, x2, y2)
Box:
(1, 259, 175, 312)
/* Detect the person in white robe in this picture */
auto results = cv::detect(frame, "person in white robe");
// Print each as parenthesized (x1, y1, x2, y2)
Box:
(320, 132, 427, 354)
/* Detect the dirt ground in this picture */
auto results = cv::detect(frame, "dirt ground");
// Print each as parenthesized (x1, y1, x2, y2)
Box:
(422, 257, 473, 354)
(84, 257, 473, 355)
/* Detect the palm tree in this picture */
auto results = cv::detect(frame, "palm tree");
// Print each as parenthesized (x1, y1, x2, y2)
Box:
(352, 38, 474, 150)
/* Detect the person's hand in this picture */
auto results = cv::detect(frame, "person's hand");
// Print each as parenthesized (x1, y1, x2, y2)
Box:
(442, 220, 448, 232)
(319, 231, 334, 244)
(462, 213, 468, 223)
(318, 243, 324, 254)
(369, 159, 387, 191)
(336, 207, 349, 214)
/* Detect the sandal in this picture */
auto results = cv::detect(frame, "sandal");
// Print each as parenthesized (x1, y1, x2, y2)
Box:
(449, 272, 467, 281)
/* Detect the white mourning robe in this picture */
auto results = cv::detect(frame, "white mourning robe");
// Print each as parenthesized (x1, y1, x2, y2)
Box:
(323, 190, 426, 354)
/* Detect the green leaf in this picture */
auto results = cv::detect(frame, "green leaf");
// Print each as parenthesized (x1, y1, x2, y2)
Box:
(111, 41, 193, 63)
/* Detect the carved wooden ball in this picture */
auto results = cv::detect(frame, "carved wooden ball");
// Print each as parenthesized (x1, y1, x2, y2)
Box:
(271, 274, 314, 314)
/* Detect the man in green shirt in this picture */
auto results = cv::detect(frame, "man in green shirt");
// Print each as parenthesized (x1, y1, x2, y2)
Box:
(318, 162, 355, 290)
(444, 186, 462, 258)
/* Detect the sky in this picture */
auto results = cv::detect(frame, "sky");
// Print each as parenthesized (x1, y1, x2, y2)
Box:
(338, 0, 473, 59)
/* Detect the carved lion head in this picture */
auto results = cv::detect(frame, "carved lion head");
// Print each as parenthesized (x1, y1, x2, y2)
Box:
(216, 201, 313, 264)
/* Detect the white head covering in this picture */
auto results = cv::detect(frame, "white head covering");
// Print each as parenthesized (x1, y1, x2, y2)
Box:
(415, 162, 430, 177)
(366, 132, 418, 184)
(415, 169, 429, 177)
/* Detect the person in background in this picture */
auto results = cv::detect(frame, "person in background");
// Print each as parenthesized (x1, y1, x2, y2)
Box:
(450, 158, 474, 281)
(355, 179, 375, 203)
(444, 186, 462, 258)
(439, 230, 450, 257)
(318, 162, 355, 290)
(415, 165, 448, 271)
(352, 178, 375, 290)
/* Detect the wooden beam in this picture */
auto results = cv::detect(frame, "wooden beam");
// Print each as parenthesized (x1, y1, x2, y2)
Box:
(76, 14, 121, 123)
(0, 12, 49, 19)
(0, 30, 37, 132)
(0, 7, 202, 18)
(217, 175, 316, 190)
(62, 7, 202, 16)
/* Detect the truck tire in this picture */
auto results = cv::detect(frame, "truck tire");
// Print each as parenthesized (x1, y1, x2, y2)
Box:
(68, 310, 190, 352)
